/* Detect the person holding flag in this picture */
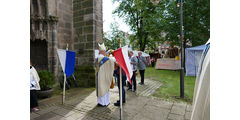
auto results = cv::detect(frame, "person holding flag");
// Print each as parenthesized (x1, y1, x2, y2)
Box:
(96, 43, 115, 107)
(114, 64, 126, 106)
(113, 46, 133, 108)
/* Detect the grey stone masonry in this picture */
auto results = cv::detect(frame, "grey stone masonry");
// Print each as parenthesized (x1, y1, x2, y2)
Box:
(57, 0, 73, 50)
(31, 0, 101, 84)
(73, 0, 102, 66)
(72, 0, 103, 87)
(31, 0, 59, 80)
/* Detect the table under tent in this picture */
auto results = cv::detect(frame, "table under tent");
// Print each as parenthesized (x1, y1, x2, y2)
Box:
(185, 45, 206, 76)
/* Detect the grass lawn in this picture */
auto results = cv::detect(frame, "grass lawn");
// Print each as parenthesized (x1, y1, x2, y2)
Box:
(144, 67, 196, 103)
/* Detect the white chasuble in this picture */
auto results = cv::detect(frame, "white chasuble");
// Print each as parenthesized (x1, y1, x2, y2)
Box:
(96, 54, 115, 105)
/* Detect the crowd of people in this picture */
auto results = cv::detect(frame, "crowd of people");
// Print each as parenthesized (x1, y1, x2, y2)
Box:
(96, 43, 147, 107)
(30, 42, 148, 112)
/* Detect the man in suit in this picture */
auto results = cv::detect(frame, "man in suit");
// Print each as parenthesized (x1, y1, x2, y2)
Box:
(138, 51, 147, 85)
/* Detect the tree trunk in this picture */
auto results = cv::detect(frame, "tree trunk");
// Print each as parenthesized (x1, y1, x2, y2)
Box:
(139, 17, 145, 51)
(141, 32, 148, 51)
(139, 33, 143, 51)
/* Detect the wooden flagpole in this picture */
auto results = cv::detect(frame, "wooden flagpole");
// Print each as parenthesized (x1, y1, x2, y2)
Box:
(63, 74, 66, 104)
(119, 39, 123, 120)
(63, 43, 69, 104)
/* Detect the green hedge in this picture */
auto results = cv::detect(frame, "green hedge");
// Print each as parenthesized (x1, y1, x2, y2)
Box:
(74, 65, 96, 87)
(38, 70, 55, 90)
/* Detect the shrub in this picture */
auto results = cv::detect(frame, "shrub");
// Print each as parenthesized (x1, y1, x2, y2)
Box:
(38, 70, 55, 91)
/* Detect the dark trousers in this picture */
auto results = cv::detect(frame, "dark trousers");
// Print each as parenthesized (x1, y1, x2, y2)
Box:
(139, 70, 145, 84)
(117, 75, 126, 102)
(30, 90, 38, 108)
(151, 62, 155, 67)
(129, 71, 137, 90)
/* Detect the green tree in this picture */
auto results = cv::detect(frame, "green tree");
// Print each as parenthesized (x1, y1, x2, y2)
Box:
(183, 0, 210, 46)
(163, 0, 210, 46)
(113, 0, 210, 50)
(113, 0, 165, 51)
(104, 22, 128, 50)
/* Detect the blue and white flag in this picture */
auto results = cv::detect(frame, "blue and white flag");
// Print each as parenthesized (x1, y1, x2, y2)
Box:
(57, 49, 76, 77)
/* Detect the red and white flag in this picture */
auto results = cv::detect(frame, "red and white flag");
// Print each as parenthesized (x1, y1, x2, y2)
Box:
(113, 46, 133, 85)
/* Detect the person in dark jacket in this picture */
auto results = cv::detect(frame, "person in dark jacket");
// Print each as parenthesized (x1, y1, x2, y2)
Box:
(114, 63, 126, 106)
(138, 52, 147, 85)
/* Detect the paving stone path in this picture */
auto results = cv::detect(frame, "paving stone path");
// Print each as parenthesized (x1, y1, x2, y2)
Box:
(31, 78, 192, 120)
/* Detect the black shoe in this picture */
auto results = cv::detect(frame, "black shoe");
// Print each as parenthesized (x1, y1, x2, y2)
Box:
(114, 102, 120, 106)
(97, 103, 105, 107)
(138, 82, 143, 85)
(127, 88, 132, 91)
(114, 102, 125, 106)
(114, 100, 125, 106)
(98, 103, 110, 107)
(133, 90, 136, 92)
(116, 100, 125, 103)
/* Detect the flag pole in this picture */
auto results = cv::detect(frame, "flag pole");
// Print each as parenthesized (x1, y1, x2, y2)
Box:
(63, 74, 66, 104)
(119, 39, 123, 120)
(63, 43, 69, 104)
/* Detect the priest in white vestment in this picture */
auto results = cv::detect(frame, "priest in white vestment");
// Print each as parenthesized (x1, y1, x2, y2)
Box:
(96, 43, 115, 106)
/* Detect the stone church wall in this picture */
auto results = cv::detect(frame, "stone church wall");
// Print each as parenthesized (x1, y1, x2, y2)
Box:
(72, 0, 103, 87)
(30, 0, 102, 87)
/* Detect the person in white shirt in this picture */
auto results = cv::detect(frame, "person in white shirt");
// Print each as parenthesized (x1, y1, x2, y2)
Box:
(30, 61, 40, 112)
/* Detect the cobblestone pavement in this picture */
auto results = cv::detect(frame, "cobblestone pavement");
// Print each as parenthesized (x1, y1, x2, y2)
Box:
(31, 78, 192, 120)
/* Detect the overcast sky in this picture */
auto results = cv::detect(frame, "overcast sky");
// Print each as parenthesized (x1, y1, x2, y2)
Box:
(103, 0, 131, 33)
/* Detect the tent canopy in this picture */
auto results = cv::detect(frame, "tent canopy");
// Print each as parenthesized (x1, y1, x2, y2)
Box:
(132, 51, 150, 57)
(185, 45, 206, 76)
(95, 50, 151, 65)
(132, 50, 151, 66)
(186, 45, 206, 51)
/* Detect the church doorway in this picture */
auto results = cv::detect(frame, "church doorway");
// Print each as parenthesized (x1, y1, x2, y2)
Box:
(30, 39, 48, 70)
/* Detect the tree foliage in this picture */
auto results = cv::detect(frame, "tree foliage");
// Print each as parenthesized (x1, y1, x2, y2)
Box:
(164, 0, 210, 46)
(113, 0, 165, 51)
(113, 0, 210, 50)
(104, 22, 128, 50)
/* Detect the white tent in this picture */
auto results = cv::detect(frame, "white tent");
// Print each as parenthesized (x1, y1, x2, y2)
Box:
(185, 45, 206, 76)
(132, 51, 150, 57)
(95, 50, 151, 66)
(132, 51, 151, 66)
(191, 41, 210, 120)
